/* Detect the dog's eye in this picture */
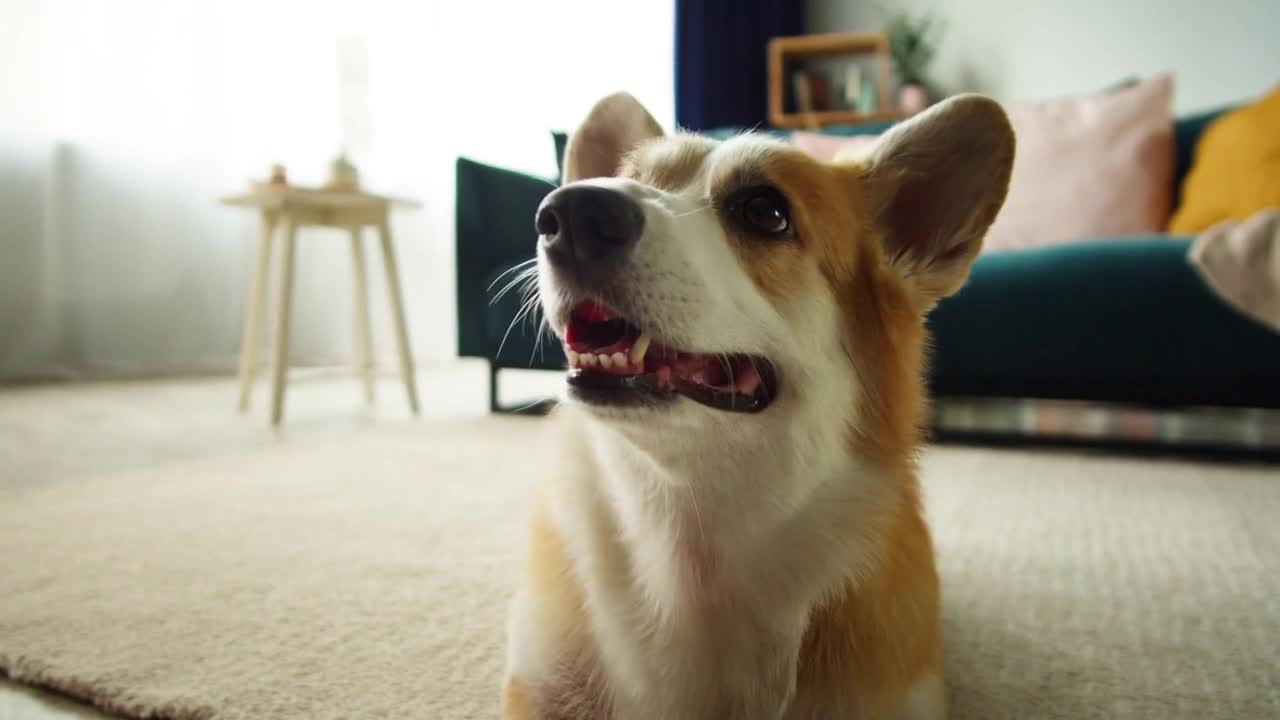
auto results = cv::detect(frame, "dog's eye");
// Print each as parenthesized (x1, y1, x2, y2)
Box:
(733, 187, 791, 236)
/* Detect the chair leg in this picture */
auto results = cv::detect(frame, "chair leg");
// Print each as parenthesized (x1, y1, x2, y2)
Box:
(375, 218, 420, 414)
(349, 226, 375, 405)
(237, 211, 276, 412)
(269, 216, 298, 426)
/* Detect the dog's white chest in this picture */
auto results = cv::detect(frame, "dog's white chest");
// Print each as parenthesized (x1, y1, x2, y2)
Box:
(566, 417, 871, 718)
(598, 576, 807, 720)
(582, 503, 815, 719)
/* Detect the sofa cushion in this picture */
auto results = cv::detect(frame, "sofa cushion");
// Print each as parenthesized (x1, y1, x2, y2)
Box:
(1172, 105, 1232, 208)
(786, 81, 1156, 164)
(983, 74, 1175, 253)
(927, 236, 1280, 408)
(1188, 208, 1280, 334)
(1168, 85, 1280, 234)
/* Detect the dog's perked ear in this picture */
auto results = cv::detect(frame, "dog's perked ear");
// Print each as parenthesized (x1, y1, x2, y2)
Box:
(563, 92, 665, 182)
(861, 94, 1015, 307)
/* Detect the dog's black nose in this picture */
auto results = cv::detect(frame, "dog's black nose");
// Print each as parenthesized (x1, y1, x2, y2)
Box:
(536, 184, 644, 269)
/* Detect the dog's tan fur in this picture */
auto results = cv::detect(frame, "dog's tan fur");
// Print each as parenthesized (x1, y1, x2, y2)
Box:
(504, 92, 1014, 719)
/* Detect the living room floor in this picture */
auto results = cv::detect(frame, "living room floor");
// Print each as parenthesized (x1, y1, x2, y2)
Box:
(3, 364, 1277, 719)
(0, 361, 560, 719)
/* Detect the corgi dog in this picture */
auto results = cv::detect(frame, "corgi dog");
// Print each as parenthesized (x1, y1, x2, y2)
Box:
(502, 91, 1014, 720)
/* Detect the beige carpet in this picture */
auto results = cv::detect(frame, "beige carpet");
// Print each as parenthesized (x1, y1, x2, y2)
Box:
(2, 415, 1278, 719)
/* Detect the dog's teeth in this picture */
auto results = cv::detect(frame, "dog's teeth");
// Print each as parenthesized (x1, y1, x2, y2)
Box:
(611, 352, 627, 370)
(566, 350, 579, 367)
(598, 353, 613, 369)
(581, 353, 597, 367)
(630, 334, 651, 366)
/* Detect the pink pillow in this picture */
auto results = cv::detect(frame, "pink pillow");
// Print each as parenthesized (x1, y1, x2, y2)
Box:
(985, 74, 1175, 252)
(787, 75, 1175, 254)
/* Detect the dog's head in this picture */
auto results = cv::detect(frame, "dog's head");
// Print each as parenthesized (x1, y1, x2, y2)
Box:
(536, 92, 1013, 466)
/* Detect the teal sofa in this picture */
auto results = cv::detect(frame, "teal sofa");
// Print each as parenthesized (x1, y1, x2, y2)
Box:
(456, 107, 1280, 412)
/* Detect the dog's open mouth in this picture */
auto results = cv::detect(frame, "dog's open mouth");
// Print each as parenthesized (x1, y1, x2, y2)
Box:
(561, 301, 779, 413)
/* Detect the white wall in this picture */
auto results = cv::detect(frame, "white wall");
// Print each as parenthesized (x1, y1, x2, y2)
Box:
(0, 0, 61, 376)
(0, 1, 674, 380)
(808, 0, 1279, 113)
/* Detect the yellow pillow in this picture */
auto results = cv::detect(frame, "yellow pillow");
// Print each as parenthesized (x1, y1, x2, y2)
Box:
(1168, 85, 1280, 234)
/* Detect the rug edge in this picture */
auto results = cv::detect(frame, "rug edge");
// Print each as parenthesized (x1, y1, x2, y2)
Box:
(1, 653, 217, 720)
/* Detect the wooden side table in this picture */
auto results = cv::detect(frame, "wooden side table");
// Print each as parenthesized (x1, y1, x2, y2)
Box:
(220, 186, 422, 425)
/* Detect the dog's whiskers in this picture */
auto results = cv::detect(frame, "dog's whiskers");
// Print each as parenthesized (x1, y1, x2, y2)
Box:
(490, 265, 540, 306)
(497, 293, 542, 360)
(487, 258, 537, 292)
(527, 296, 554, 366)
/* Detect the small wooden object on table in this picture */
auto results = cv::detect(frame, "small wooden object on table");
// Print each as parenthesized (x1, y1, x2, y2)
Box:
(767, 31, 905, 130)
(221, 183, 422, 425)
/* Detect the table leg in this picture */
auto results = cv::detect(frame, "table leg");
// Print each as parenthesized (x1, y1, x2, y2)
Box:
(269, 216, 298, 426)
(375, 218, 419, 414)
(237, 211, 276, 412)
(349, 226, 375, 404)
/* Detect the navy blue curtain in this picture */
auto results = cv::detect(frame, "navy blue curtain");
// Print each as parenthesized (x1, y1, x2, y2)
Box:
(674, 0, 806, 132)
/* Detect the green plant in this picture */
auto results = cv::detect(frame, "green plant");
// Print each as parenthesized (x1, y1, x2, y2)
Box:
(879, 5, 944, 89)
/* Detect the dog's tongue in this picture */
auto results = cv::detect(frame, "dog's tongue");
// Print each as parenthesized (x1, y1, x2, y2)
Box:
(562, 299, 765, 399)
(668, 355, 762, 395)
(565, 301, 631, 352)
(731, 361, 762, 395)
